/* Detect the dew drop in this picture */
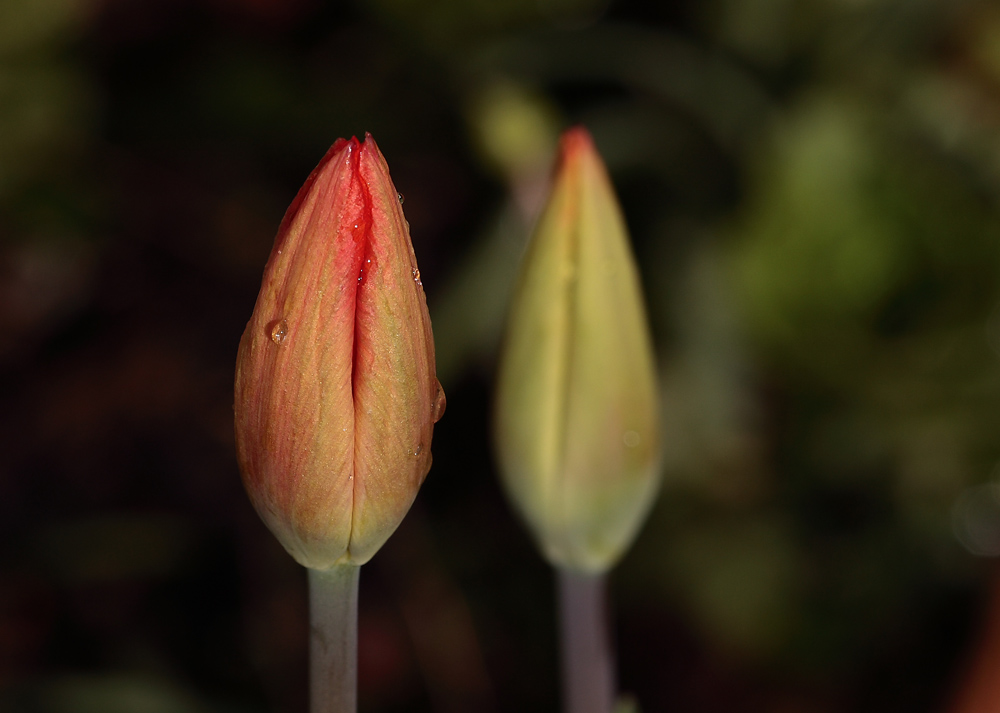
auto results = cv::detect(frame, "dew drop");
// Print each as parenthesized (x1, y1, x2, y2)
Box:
(412, 267, 422, 286)
(623, 430, 640, 447)
(397, 192, 405, 204)
(269, 319, 288, 345)
(414, 444, 422, 456)
(432, 381, 446, 423)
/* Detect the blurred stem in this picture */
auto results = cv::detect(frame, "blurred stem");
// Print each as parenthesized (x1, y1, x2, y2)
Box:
(309, 564, 360, 713)
(558, 567, 615, 713)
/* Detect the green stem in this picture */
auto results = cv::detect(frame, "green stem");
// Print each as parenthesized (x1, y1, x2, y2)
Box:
(557, 567, 615, 713)
(309, 564, 360, 713)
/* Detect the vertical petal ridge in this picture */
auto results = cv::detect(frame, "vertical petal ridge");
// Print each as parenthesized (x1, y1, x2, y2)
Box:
(346, 135, 438, 563)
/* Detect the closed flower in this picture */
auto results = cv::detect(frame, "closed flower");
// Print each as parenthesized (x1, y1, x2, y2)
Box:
(235, 134, 444, 571)
(495, 127, 661, 573)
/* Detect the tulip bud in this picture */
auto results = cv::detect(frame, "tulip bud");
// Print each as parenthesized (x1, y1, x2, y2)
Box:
(235, 134, 445, 570)
(494, 127, 661, 574)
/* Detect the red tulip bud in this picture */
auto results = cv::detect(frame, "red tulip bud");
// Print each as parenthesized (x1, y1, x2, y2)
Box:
(235, 135, 445, 570)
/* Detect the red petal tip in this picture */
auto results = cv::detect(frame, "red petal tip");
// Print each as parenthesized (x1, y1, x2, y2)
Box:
(559, 126, 595, 156)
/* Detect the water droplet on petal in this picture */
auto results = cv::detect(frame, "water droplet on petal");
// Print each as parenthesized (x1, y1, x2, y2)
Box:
(412, 267, 422, 286)
(397, 192, 405, 204)
(414, 444, 422, 456)
(432, 381, 446, 423)
(269, 319, 288, 345)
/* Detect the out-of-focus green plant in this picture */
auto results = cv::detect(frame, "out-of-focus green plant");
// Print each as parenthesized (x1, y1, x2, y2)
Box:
(0, 0, 93, 203)
(364, 0, 608, 53)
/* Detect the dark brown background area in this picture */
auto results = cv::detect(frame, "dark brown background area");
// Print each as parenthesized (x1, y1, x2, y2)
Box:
(3, 0, 1000, 711)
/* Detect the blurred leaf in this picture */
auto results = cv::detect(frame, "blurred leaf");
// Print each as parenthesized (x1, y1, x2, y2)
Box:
(474, 25, 773, 151)
(430, 201, 529, 384)
(731, 97, 908, 370)
(729, 92, 1000, 384)
(32, 514, 197, 584)
(362, 0, 609, 51)
(0, 61, 94, 200)
(25, 674, 213, 713)
(0, 0, 84, 56)
(665, 516, 802, 658)
(466, 79, 560, 181)
(614, 693, 641, 713)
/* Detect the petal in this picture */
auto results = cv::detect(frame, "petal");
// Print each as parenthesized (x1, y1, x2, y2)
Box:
(347, 136, 439, 563)
(236, 138, 364, 568)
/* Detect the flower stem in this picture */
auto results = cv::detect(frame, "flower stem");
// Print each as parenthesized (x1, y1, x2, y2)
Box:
(309, 564, 360, 713)
(557, 567, 615, 713)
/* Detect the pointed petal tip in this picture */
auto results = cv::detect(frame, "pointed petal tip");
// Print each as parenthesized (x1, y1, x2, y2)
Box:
(356, 134, 391, 180)
(324, 136, 363, 166)
(307, 137, 360, 186)
(358, 132, 384, 159)
(314, 138, 350, 171)
(559, 126, 596, 158)
(555, 126, 601, 179)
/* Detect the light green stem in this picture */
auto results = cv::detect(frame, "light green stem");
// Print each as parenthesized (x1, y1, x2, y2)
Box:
(558, 567, 615, 713)
(309, 564, 360, 713)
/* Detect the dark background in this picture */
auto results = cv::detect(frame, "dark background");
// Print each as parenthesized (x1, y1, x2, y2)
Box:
(3, 0, 1000, 711)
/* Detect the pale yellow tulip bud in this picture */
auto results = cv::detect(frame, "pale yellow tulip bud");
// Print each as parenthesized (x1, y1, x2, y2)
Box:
(494, 127, 661, 574)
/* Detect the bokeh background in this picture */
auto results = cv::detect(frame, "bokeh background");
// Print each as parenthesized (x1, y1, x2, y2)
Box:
(4, 0, 1000, 711)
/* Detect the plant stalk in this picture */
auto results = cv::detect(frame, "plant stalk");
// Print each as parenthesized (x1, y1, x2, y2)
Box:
(557, 567, 615, 713)
(309, 564, 360, 713)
